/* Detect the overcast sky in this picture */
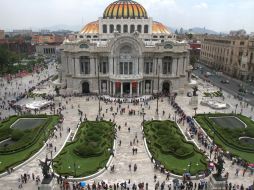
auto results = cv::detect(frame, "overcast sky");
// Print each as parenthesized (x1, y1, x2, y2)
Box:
(1, 0, 254, 33)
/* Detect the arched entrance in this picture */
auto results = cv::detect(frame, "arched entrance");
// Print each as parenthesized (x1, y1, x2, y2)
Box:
(82, 82, 90, 94)
(162, 81, 170, 95)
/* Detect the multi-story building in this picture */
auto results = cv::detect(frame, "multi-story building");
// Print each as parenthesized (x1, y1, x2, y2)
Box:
(200, 35, 254, 80)
(0, 30, 4, 39)
(32, 34, 64, 45)
(60, 0, 192, 96)
(248, 38, 254, 81)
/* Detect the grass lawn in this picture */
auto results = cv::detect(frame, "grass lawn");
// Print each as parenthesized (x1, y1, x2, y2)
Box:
(0, 115, 59, 173)
(53, 121, 114, 177)
(144, 120, 207, 175)
(195, 113, 254, 162)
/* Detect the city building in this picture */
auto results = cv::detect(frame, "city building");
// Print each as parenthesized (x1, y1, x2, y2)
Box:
(35, 43, 59, 57)
(0, 36, 35, 55)
(200, 35, 254, 80)
(32, 34, 64, 44)
(0, 30, 4, 40)
(60, 0, 192, 96)
(12, 29, 33, 37)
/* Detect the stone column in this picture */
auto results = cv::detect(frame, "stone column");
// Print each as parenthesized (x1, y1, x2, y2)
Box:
(113, 82, 116, 96)
(108, 81, 111, 95)
(130, 82, 132, 97)
(75, 57, 80, 75)
(120, 82, 123, 96)
(137, 82, 140, 96)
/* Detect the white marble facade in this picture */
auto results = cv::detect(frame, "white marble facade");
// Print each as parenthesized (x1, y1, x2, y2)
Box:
(59, 0, 192, 96)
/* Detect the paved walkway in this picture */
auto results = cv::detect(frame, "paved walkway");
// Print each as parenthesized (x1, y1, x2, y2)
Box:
(0, 73, 253, 189)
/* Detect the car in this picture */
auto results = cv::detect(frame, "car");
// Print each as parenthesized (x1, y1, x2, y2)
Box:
(220, 80, 229, 84)
(250, 91, 254, 96)
(238, 88, 247, 93)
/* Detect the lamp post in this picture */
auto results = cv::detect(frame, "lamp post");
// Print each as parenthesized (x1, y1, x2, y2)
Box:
(188, 161, 192, 173)
(97, 59, 101, 119)
(69, 161, 80, 177)
(155, 58, 160, 119)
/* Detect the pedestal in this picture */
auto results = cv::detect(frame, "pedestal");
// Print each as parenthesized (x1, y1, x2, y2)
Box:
(189, 96, 198, 107)
(208, 175, 227, 190)
(39, 177, 55, 190)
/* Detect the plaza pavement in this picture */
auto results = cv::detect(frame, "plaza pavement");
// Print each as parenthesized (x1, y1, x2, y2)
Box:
(0, 72, 253, 189)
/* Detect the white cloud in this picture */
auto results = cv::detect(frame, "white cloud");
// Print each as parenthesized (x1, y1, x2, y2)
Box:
(193, 2, 208, 9)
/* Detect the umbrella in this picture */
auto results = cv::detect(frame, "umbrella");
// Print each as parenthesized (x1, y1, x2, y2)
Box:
(173, 178, 179, 184)
(185, 173, 191, 176)
(80, 181, 86, 187)
(248, 163, 254, 168)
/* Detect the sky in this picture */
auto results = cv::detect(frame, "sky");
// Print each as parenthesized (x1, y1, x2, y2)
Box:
(1, 0, 254, 33)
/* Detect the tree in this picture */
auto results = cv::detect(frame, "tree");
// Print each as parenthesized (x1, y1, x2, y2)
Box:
(187, 33, 193, 40)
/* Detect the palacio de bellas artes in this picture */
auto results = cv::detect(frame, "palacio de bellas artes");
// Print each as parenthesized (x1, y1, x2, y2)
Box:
(59, 0, 192, 96)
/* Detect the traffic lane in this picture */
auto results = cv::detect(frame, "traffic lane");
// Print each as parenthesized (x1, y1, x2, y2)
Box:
(195, 73, 254, 106)
(197, 63, 254, 92)
(193, 69, 254, 96)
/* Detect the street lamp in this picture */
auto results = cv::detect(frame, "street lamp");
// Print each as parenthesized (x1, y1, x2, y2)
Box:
(188, 161, 192, 173)
(97, 59, 101, 119)
(156, 64, 160, 117)
(69, 162, 80, 177)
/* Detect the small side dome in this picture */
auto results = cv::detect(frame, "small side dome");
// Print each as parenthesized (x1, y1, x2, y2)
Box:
(80, 21, 99, 34)
(152, 21, 171, 34)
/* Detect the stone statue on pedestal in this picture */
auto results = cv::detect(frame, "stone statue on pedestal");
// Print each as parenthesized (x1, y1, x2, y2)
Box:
(39, 157, 52, 179)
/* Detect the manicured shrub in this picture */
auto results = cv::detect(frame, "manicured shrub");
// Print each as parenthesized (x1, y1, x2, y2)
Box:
(11, 130, 25, 141)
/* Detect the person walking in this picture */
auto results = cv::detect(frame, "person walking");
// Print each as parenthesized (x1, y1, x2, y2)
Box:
(134, 164, 137, 172)
(129, 164, 131, 171)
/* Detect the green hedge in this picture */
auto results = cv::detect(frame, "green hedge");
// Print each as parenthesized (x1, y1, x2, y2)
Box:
(195, 113, 254, 162)
(0, 115, 55, 154)
(53, 120, 114, 177)
(0, 115, 59, 173)
(144, 120, 207, 175)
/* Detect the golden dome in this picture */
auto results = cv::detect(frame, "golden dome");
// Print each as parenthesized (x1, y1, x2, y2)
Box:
(80, 21, 99, 34)
(103, 0, 148, 19)
(152, 21, 171, 34)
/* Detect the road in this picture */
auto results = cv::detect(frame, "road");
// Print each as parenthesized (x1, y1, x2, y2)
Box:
(193, 63, 254, 106)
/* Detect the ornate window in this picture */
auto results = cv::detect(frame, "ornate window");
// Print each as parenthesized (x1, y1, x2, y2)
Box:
(144, 25, 149, 33)
(144, 58, 153, 74)
(110, 25, 114, 33)
(103, 24, 107, 33)
(116, 25, 121, 33)
(123, 25, 128, 33)
(79, 44, 89, 49)
(137, 25, 142, 33)
(162, 56, 172, 74)
(80, 56, 90, 74)
(164, 43, 173, 49)
(130, 25, 135, 33)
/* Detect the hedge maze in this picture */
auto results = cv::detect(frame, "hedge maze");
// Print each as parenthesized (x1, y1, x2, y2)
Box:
(0, 115, 59, 173)
(144, 120, 207, 175)
(195, 113, 254, 162)
(53, 121, 114, 177)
